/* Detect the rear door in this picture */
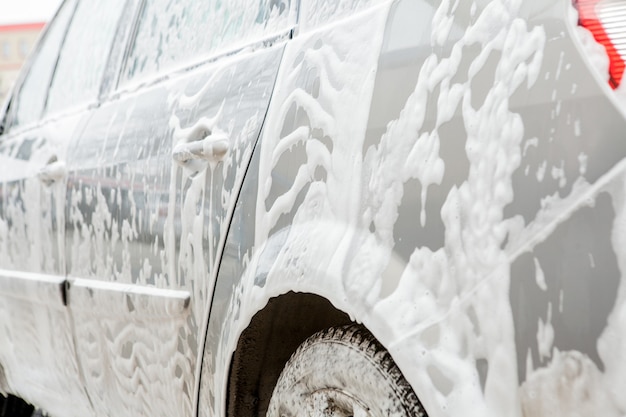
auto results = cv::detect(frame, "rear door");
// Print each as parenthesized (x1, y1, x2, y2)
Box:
(63, 1, 295, 416)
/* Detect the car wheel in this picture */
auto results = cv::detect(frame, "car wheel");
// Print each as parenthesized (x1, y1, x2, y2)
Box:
(267, 324, 428, 417)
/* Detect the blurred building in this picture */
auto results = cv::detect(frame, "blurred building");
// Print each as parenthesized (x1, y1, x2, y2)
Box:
(0, 22, 45, 103)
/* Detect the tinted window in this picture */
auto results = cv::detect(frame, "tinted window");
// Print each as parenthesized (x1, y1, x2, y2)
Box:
(123, 0, 294, 82)
(10, 0, 76, 128)
(45, 0, 127, 114)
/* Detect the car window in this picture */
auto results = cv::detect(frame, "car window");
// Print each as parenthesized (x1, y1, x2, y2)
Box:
(45, 0, 127, 115)
(122, 0, 294, 83)
(9, 0, 77, 129)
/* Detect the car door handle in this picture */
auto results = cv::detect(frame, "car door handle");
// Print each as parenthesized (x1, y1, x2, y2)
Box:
(172, 132, 229, 167)
(38, 159, 66, 185)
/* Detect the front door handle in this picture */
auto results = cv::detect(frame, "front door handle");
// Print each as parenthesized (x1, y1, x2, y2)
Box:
(172, 132, 229, 168)
(38, 158, 66, 185)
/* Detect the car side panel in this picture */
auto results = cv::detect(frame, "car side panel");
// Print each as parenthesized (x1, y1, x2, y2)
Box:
(200, 1, 626, 417)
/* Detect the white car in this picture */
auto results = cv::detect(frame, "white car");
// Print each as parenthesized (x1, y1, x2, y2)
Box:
(1, 0, 625, 416)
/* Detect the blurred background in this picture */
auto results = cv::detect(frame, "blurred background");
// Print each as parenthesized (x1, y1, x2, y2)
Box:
(0, 0, 62, 101)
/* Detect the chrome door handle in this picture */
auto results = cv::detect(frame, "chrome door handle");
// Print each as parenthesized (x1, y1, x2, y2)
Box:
(38, 160, 66, 185)
(172, 132, 229, 167)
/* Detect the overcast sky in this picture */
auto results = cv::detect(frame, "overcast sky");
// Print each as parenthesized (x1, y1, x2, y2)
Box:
(0, 0, 62, 24)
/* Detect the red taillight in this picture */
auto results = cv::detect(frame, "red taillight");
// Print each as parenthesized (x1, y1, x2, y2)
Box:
(577, 0, 626, 88)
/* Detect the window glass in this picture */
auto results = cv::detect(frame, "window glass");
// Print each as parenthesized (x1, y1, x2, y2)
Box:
(123, 0, 294, 83)
(46, 0, 127, 114)
(11, 0, 76, 128)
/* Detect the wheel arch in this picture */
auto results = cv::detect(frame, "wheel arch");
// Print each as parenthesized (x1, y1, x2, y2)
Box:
(226, 291, 353, 417)
(195, 138, 432, 416)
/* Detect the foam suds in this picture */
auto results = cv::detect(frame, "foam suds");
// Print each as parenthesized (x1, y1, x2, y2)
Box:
(3, 1, 626, 417)
(216, 0, 626, 416)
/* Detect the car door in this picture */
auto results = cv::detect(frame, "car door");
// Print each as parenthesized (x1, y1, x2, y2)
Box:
(63, 1, 295, 416)
(0, 0, 128, 415)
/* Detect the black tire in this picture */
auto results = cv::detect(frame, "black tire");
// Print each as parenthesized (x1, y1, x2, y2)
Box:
(267, 324, 428, 417)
